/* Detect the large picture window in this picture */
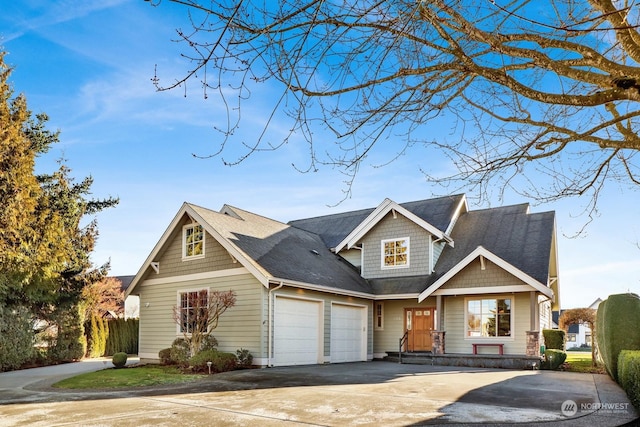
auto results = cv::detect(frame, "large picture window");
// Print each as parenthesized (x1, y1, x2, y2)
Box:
(381, 237, 409, 268)
(183, 224, 204, 258)
(466, 298, 511, 338)
(179, 289, 208, 334)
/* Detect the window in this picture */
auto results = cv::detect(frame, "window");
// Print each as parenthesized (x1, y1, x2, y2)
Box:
(178, 289, 208, 334)
(567, 334, 577, 342)
(375, 302, 384, 330)
(466, 298, 511, 338)
(381, 237, 409, 268)
(183, 224, 204, 259)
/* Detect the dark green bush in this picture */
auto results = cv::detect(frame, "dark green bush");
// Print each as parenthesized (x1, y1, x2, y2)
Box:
(542, 329, 565, 350)
(105, 318, 139, 356)
(541, 349, 567, 370)
(189, 349, 237, 373)
(0, 305, 36, 372)
(596, 293, 640, 381)
(112, 352, 128, 368)
(236, 348, 253, 368)
(169, 338, 191, 366)
(618, 350, 640, 410)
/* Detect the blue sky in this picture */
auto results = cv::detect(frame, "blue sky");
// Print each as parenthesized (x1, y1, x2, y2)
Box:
(2, 0, 638, 309)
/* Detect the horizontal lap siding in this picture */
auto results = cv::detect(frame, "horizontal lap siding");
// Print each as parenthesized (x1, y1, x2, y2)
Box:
(138, 272, 265, 361)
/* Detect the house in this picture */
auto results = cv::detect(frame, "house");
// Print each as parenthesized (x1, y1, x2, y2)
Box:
(125, 194, 560, 367)
(552, 298, 601, 348)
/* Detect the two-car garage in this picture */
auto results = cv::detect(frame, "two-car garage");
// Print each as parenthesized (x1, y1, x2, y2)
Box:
(273, 296, 368, 366)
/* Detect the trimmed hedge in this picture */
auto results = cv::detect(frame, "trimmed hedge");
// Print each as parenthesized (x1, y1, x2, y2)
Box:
(189, 349, 237, 373)
(112, 352, 128, 368)
(541, 349, 567, 370)
(618, 350, 640, 410)
(543, 329, 565, 350)
(596, 293, 640, 381)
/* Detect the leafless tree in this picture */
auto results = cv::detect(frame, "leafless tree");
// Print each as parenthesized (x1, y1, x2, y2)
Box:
(148, 0, 640, 213)
(172, 289, 236, 357)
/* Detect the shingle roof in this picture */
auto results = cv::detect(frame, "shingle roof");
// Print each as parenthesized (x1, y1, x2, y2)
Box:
(288, 194, 465, 248)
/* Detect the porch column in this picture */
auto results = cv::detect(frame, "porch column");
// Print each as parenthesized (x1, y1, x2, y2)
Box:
(435, 295, 442, 330)
(529, 291, 537, 331)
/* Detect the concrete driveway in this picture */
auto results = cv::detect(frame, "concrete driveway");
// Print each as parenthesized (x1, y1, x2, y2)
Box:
(0, 361, 637, 426)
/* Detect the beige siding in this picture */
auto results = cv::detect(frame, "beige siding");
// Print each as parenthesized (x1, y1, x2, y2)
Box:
(439, 258, 522, 289)
(338, 248, 362, 269)
(360, 213, 432, 279)
(143, 216, 241, 282)
(272, 287, 373, 360)
(443, 293, 531, 355)
(137, 272, 266, 361)
(373, 297, 437, 355)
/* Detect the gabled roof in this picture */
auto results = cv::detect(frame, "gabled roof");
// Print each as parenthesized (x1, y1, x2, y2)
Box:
(126, 203, 372, 298)
(289, 194, 466, 250)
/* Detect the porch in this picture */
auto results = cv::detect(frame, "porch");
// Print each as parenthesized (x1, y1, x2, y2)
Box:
(383, 352, 542, 370)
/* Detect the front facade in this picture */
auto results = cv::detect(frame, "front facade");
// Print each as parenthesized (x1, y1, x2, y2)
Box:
(126, 195, 560, 366)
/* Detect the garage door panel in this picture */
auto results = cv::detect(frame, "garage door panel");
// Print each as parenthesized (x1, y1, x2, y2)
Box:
(274, 297, 322, 366)
(331, 304, 366, 363)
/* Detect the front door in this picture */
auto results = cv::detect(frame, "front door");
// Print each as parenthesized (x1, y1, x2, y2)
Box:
(405, 308, 434, 352)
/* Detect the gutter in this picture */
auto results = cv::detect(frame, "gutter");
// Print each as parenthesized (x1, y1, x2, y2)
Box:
(267, 281, 284, 367)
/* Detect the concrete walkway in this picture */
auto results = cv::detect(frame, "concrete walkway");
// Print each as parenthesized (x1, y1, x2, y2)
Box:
(0, 360, 637, 426)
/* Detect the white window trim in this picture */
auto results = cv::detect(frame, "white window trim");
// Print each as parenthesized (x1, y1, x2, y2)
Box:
(176, 287, 209, 336)
(182, 224, 205, 260)
(374, 302, 384, 331)
(380, 237, 410, 269)
(463, 295, 514, 341)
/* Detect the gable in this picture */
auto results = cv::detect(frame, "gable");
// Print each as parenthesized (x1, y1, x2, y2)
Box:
(438, 258, 528, 290)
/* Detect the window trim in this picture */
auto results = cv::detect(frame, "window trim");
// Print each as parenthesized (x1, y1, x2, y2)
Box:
(464, 295, 514, 341)
(176, 288, 209, 336)
(182, 223, 205, 260)
(380, 237, 410, 269)
(374, 302, 384, 331)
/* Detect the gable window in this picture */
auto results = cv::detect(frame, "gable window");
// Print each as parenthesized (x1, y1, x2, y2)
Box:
(183, 224, 204, 259)
(466, 297, 511, 338)
(178, 289, 208, 334)
(381, 237, 409, 268)
(375, 302, 384, 330)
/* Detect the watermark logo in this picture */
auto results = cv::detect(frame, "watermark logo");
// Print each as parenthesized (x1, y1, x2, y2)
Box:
(560, 400, 631, 417)
(561, 400, 578, 417)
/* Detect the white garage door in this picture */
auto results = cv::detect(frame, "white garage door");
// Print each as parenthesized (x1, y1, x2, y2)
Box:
(331, 304, 366, 363)
(274, 297, 322, 366)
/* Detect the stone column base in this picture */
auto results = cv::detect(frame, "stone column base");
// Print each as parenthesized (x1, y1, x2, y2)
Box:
(431, 331, 446, 355)
(526, 331, 540, 357)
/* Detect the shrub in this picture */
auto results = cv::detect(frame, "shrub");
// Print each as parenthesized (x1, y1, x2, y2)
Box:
(0, 305, 36, 372)
(200, 335, 218, 351)
(189, 349, 237, 373)
(112, 352, 128, 368)
(618, 350, 640, 410)
(158, 348, 172, 365)
(236, 348, 253, 368)
(541, 349, 567, 370)
(169, 338, 191, 366)
(542, 329, 565, 350)
(596, 293, 640, 381)
(105, 318, 139, 356)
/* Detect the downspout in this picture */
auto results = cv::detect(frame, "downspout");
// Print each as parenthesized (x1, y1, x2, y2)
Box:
(268, 281, 284, 367)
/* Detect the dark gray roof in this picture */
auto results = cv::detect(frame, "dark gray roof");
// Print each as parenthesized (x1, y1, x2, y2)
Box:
(115, 275, 135, 292)
(289, 194, 465, 248)
(427, 204, 555, 287)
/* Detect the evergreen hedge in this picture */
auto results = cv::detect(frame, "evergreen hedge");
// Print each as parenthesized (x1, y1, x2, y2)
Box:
(618, 350, 640, 410)
(596, 293, 640, 381)
(542, 329, 565, 350)
(105, 318, 139, 356)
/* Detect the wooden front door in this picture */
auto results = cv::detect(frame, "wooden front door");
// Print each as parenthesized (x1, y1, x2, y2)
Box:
(405, 308, 434, 352)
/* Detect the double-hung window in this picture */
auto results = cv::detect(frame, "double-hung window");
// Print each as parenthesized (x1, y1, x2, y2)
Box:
(466, 297, 512, 338)
(183, 224, 204, 259)
(178, 289, 208, 334)
(381, 237, 409, 268)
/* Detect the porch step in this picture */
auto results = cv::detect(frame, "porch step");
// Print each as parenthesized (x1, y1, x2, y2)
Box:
(384, 352, 541, 370)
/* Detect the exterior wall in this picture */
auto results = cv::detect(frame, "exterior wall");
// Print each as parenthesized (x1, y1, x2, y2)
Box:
(360, 212, 432, 279)
(439, 258, 523, 289)
(339, 248, 362, 269)
(143, 216, 242, 282)
(443, 293, 531, 355)
(137, 270, 266, 363)
(271, 287, 373, 361)
(373, 297, 437, 356)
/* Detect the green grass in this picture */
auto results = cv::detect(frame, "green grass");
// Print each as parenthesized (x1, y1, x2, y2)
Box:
(563, 351, 605, 374)
(53, 365, 204, 389)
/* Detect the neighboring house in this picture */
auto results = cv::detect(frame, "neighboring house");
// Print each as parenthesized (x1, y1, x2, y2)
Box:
(126, 194, 560, 367)
(115, 275, 139, 319)
(553, 298, 601, 348)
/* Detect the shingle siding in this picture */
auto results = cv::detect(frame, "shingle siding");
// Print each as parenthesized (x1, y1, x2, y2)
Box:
(360, 212, 432, 279)
(439, 258, 522, 289)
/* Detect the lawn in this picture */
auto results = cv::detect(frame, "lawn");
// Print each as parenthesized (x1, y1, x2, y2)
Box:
(563, 351, 605, 374)
(53, 365, 204, 389)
